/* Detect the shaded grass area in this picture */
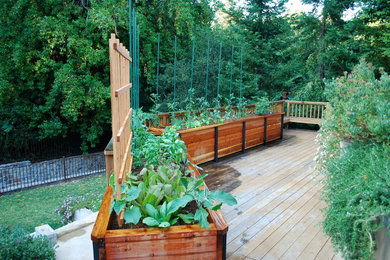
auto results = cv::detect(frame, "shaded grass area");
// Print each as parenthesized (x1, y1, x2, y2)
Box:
(0, 174, 107, 233)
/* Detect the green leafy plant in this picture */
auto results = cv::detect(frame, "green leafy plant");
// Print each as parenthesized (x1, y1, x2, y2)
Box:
(255, 96, 271, 115)
(317, 60, 390, 259)
(0, 225, 55, 260)
(321, 143, 390, 259)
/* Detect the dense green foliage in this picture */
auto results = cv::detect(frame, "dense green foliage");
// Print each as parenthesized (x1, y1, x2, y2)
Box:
(0, 225, 55, 259)
(317, 60, 390, 259)
(1, 0, 389, 155)
(322, 144, 390, 259)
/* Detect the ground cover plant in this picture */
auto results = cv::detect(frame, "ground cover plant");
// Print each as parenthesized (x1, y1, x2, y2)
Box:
(0, 225, 55, 260)
(0, 174, 106, 232)
(317, 60, 390, 259)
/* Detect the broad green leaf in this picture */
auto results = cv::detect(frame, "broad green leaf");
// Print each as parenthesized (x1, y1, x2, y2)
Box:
(178, 213, 195, 224)
(120, 184, 127, 194)
(169, 217, 179, 225)
(160, 201, 168, 217)
(109, 174, 115, 187)
(126, 186, 141, 201)
(123, 206, 141, 225)
(167, 195, 193, 215)
(113, 200, 126, 215)
(143, 217, 159, 227)
(194, 207, 209, 229)
(210, 190, 237, 206)
(145, 204, 159, 219)
(211, 203, 222, 211)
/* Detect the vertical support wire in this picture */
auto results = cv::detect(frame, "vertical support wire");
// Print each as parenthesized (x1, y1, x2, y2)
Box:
(230, 45, 234, 104)
(137, 25, 140, 109)
(129, 0, 132, 108)
(217, 41, 222, 102)
(190, 37, 195, 102)
(132, 9, 136, 109)
(240, 46, 243, 99)
(156, 33, 160, 96)
(205, 39, 210, 102)
(174, 36, 177, 103)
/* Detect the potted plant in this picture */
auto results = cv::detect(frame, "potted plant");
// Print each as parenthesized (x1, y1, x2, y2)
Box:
(92, 126, 237, 259)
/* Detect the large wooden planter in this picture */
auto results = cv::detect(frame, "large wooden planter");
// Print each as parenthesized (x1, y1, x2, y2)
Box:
(151, 112, 285, 165)
(91, 163, 228, 260)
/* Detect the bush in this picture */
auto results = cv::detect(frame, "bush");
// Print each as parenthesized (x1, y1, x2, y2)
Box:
(323, 59, 390, 144)
(0, 225, 55, 260)
(254, 96, 271, 115)
(322, 143, 390, 259)
(317, 60, 390, 259)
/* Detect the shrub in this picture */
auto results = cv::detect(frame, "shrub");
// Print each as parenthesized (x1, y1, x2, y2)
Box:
(317, 60, 390, 259)
(322, 143, 390, 259)
(255, 96, 271, 115)
(323, 59, 390, 144)
(0, 225, 55, 260)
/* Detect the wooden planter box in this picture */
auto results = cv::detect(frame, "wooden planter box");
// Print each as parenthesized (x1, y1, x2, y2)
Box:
(151, 112, 285, 165)
(91, 163, 229, 260)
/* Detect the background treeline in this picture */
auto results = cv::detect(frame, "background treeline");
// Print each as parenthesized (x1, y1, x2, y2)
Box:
(0, 0, 388, 161)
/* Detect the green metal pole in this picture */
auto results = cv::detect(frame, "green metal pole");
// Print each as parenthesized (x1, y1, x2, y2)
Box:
(129, 0, 132, 108)
(240, 46, 243, 99)
(133, 9, 136, 109)
(230, 45, 234, 103)
(190, 37, 195, 101)
(173, 36, 177, 103)
(205, 39, 210, 101)
(156, 33, 160, 96)
(137, 25, 140, 109)
(217, 41, 222, 102)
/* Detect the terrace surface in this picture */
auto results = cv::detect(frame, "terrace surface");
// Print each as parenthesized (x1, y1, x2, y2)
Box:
(203, 129, 342, 260)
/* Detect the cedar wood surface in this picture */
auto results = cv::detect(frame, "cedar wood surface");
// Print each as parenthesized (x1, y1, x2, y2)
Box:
(202, 129, 343, 260)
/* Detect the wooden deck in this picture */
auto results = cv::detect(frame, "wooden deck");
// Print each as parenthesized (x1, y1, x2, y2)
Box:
(202, 129, 342, 260)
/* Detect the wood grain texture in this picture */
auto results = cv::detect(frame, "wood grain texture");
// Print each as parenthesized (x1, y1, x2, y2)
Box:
(179, 113, 283, 164)
(201, 129, 339, 260)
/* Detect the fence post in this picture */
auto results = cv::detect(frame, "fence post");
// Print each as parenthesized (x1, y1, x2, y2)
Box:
(63, 156, 67, 180)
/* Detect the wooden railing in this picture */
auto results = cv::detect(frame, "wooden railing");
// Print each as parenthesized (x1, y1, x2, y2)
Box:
(284, 100, 328, 125)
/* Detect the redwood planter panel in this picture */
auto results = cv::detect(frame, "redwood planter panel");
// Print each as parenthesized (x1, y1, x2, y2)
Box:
(91, 163, 228, 260)
(179, 113, 284, 164)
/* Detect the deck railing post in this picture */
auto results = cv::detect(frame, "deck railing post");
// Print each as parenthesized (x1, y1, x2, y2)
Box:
(264, 117, 267, 144)
(281, 114, 284, 139)
(214, 127, 219, 162)
(242, 121, 246, 153)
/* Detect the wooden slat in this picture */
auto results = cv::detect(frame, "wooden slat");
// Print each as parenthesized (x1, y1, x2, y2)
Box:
(118, 132, 133, 183)
(91, 185, 114, 242)
(113, 42, 132, 61)
(115, 83, 132, 97)
(116, 108, 132, 142)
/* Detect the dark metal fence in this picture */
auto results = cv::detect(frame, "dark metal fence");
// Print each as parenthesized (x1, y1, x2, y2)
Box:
(0, 152, 105, 194)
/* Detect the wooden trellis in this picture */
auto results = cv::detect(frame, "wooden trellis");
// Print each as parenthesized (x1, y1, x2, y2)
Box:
(109, 34, 133, 200)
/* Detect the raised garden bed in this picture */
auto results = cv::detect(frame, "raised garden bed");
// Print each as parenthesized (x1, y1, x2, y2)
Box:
(150, 112, 285, 165)
(91, 163, 228, 260)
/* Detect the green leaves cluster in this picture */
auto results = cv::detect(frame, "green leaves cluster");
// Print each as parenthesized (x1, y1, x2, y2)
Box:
(321, 143, 390, 259)
(111, 164, 237, 229)
(323, 59, 390, 144)
(317, 60, 390, 259)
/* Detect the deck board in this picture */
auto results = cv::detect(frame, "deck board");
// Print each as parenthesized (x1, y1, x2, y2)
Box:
(202, 129, 340, 260)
